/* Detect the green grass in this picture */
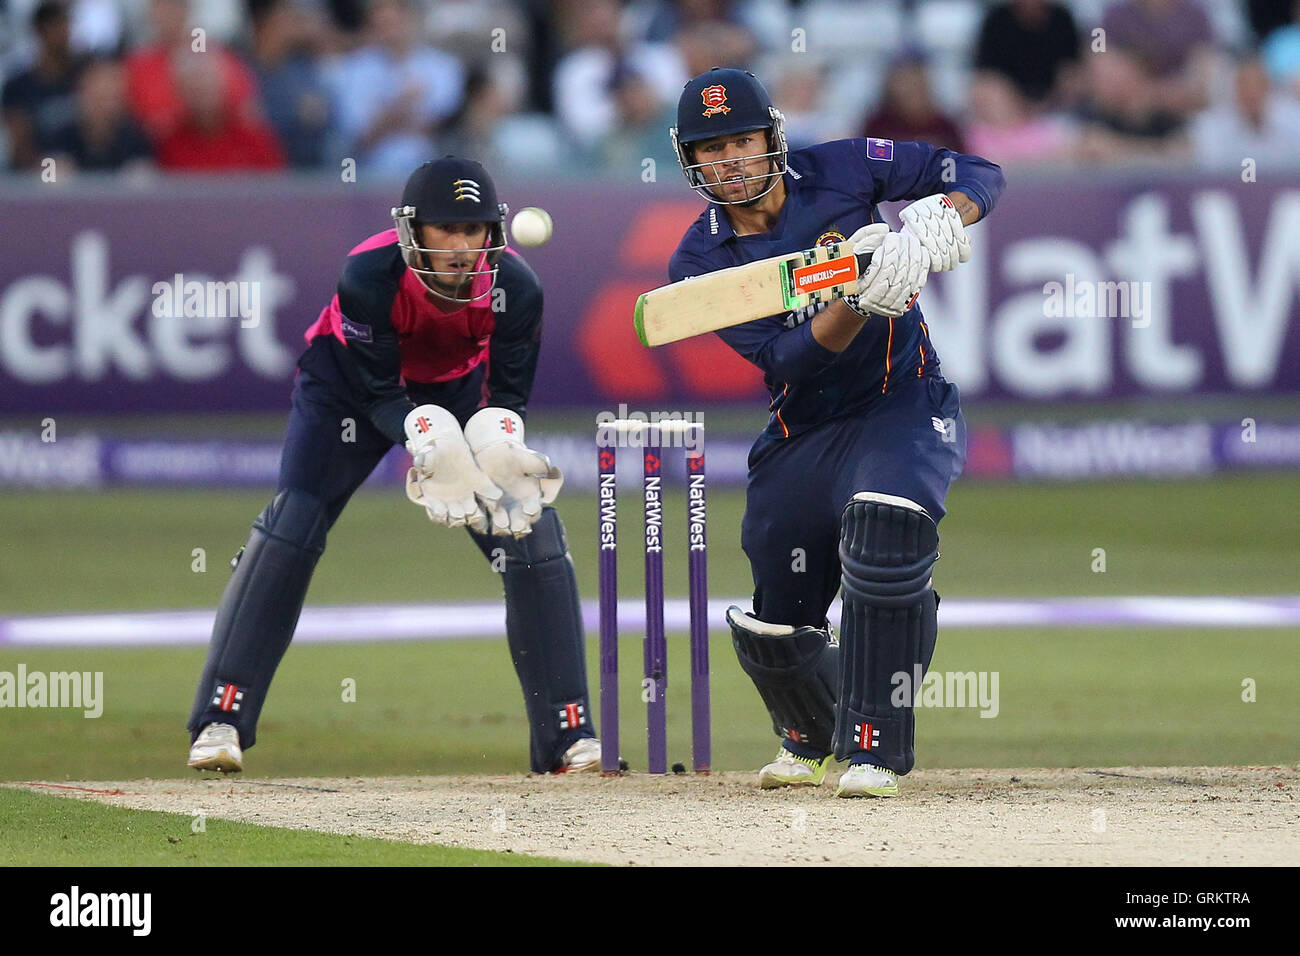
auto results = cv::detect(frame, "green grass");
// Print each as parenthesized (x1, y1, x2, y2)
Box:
(0, 628, 1295, 781)
(0, 474, 1296, 782)
(0, 787, 578, 866)
(2, 474, 1299, 614)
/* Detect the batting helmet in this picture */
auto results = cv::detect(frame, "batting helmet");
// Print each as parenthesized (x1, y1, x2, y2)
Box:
(670, 68, 788, 205)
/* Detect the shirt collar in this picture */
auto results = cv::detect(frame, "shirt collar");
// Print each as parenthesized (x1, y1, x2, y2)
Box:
(699, 165, 802, 249)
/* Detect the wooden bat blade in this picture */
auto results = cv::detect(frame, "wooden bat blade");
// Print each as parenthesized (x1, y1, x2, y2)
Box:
(634, 244, 869, 347)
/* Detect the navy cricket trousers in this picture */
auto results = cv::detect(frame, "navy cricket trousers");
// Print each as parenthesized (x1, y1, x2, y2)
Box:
(741, 373, 967, 628)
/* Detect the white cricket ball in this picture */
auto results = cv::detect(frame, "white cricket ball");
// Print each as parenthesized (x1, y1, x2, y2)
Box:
(511, 207, 553, 247)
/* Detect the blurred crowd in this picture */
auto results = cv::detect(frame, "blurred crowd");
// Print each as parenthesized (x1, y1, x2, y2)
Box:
(3, 0, 1300, 179)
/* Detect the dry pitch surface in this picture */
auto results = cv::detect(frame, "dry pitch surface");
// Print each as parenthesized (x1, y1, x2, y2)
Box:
(28, 766, 1299, 866)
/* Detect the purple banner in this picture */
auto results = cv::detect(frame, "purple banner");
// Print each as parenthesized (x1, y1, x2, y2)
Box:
(1, 173, 1298, 414)
(4, 420, 1298, 488)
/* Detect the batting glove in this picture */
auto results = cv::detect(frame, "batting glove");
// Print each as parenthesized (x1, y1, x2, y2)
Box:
(403, 405, 502, 533)
(842, 224, 930, 318)
(899, 193, 971, 272)
(464, 407, 564, 538)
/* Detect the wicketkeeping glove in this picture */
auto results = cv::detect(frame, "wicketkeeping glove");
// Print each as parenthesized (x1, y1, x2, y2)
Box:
(841, 223, 930, 318)
(899, 193, 971, 272)
(464, 407, 564, 538)
(403, 405, 502, 533)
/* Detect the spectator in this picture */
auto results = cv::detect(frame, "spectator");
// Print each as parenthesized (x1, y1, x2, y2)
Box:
(673, 18, 755, 78)
(769, 61, 837, 150)
(1191, 56, 1300, 171)
(439, 57, 535, 171)
(247, 0, 333, 168)
(1101, 0, 1217, 117)
(552, 0, 684, 150)
(46, 56, 153, 172)
(1247, 0, 1296, 42)
(973, 0, 1081, 107)
(1260, 0, 1300, 95)
(325, 0, 464, 175)
(2, 1, 85, 170)
(964, 72, 1074, 165)
(425, 0, 529, 69)
(861, 55, 966, 153)
(155, 46, 286, 169)
(124, 0, 260, 144)
(1076, 49, 1187, 165)
(640, 0, 755, 49)
(594, 60, 679, 175)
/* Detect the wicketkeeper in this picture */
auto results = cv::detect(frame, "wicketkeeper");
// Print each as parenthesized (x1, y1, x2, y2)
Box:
(186, 157, 601, 775)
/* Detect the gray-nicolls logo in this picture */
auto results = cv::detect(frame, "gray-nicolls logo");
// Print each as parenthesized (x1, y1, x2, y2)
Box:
(49, 886, 151, 936)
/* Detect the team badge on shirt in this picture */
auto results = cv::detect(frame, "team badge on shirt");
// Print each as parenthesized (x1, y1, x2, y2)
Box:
(701, 85, 730, 117)
(816, 230, 847, 247)
(867, 138, 894, 161)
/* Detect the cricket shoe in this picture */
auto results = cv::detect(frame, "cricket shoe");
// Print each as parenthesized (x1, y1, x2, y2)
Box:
(557, 737, 602, 773)
(188, 722, 243, 773)
(758, 747, 834, 789)
(834, 763, 898, 798)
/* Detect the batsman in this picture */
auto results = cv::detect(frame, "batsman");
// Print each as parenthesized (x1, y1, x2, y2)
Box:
(667, 69, 1004, 796)
(186, 157, 601, 775)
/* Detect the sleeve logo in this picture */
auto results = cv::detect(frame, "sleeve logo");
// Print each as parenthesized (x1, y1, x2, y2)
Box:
(867, 138, 894, 161)
(340, 316, 373, 343)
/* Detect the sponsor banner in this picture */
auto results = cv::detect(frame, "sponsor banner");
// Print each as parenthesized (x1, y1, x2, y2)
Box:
(1, 175, 1299, 414)
(1011, 422, 1216, 479)
(2, 422, 1296, 489)
(1009, 420, 1300, 479)
(1218, 421, 1300, 468)
(0, 430, 754, 488)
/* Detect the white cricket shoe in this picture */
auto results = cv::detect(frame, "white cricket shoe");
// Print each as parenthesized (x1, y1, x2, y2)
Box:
(758, 747, 834, 789)
(834, 763, 898, 798)
(558, 737, 602, 773)
(188, 722, 243, 773)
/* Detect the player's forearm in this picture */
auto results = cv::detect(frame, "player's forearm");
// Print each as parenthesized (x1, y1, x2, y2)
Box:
(810, 299, 869, 353)
(941, 151, 1005, 222)
(946, 190, 982, 226)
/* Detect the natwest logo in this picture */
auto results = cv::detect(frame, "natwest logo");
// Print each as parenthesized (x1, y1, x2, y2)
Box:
(0, 231, 295, 387)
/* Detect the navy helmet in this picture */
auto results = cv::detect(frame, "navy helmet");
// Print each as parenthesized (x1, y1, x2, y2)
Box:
(391, 156, 509, 303)
(670, 68, 788, 205)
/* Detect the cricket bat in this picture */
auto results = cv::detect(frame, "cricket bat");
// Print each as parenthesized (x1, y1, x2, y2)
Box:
(634, 242, 872, 347)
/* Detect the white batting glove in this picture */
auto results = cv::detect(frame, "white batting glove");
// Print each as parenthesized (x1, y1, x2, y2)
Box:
(403, 405, 502, 533)
(899, 193, 971, 272)
(464, 407, 564, 538)
(841, 224, 930, 318)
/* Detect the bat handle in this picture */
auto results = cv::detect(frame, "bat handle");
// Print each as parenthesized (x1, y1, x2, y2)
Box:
(854, 251, 874, 273)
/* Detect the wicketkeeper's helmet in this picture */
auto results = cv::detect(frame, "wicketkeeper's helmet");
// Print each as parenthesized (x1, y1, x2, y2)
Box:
(391, 156, 509, 303)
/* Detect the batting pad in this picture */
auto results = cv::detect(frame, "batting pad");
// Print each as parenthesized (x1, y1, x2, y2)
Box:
(832, 492, 939, 774)
(728, 606, 838, 754)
